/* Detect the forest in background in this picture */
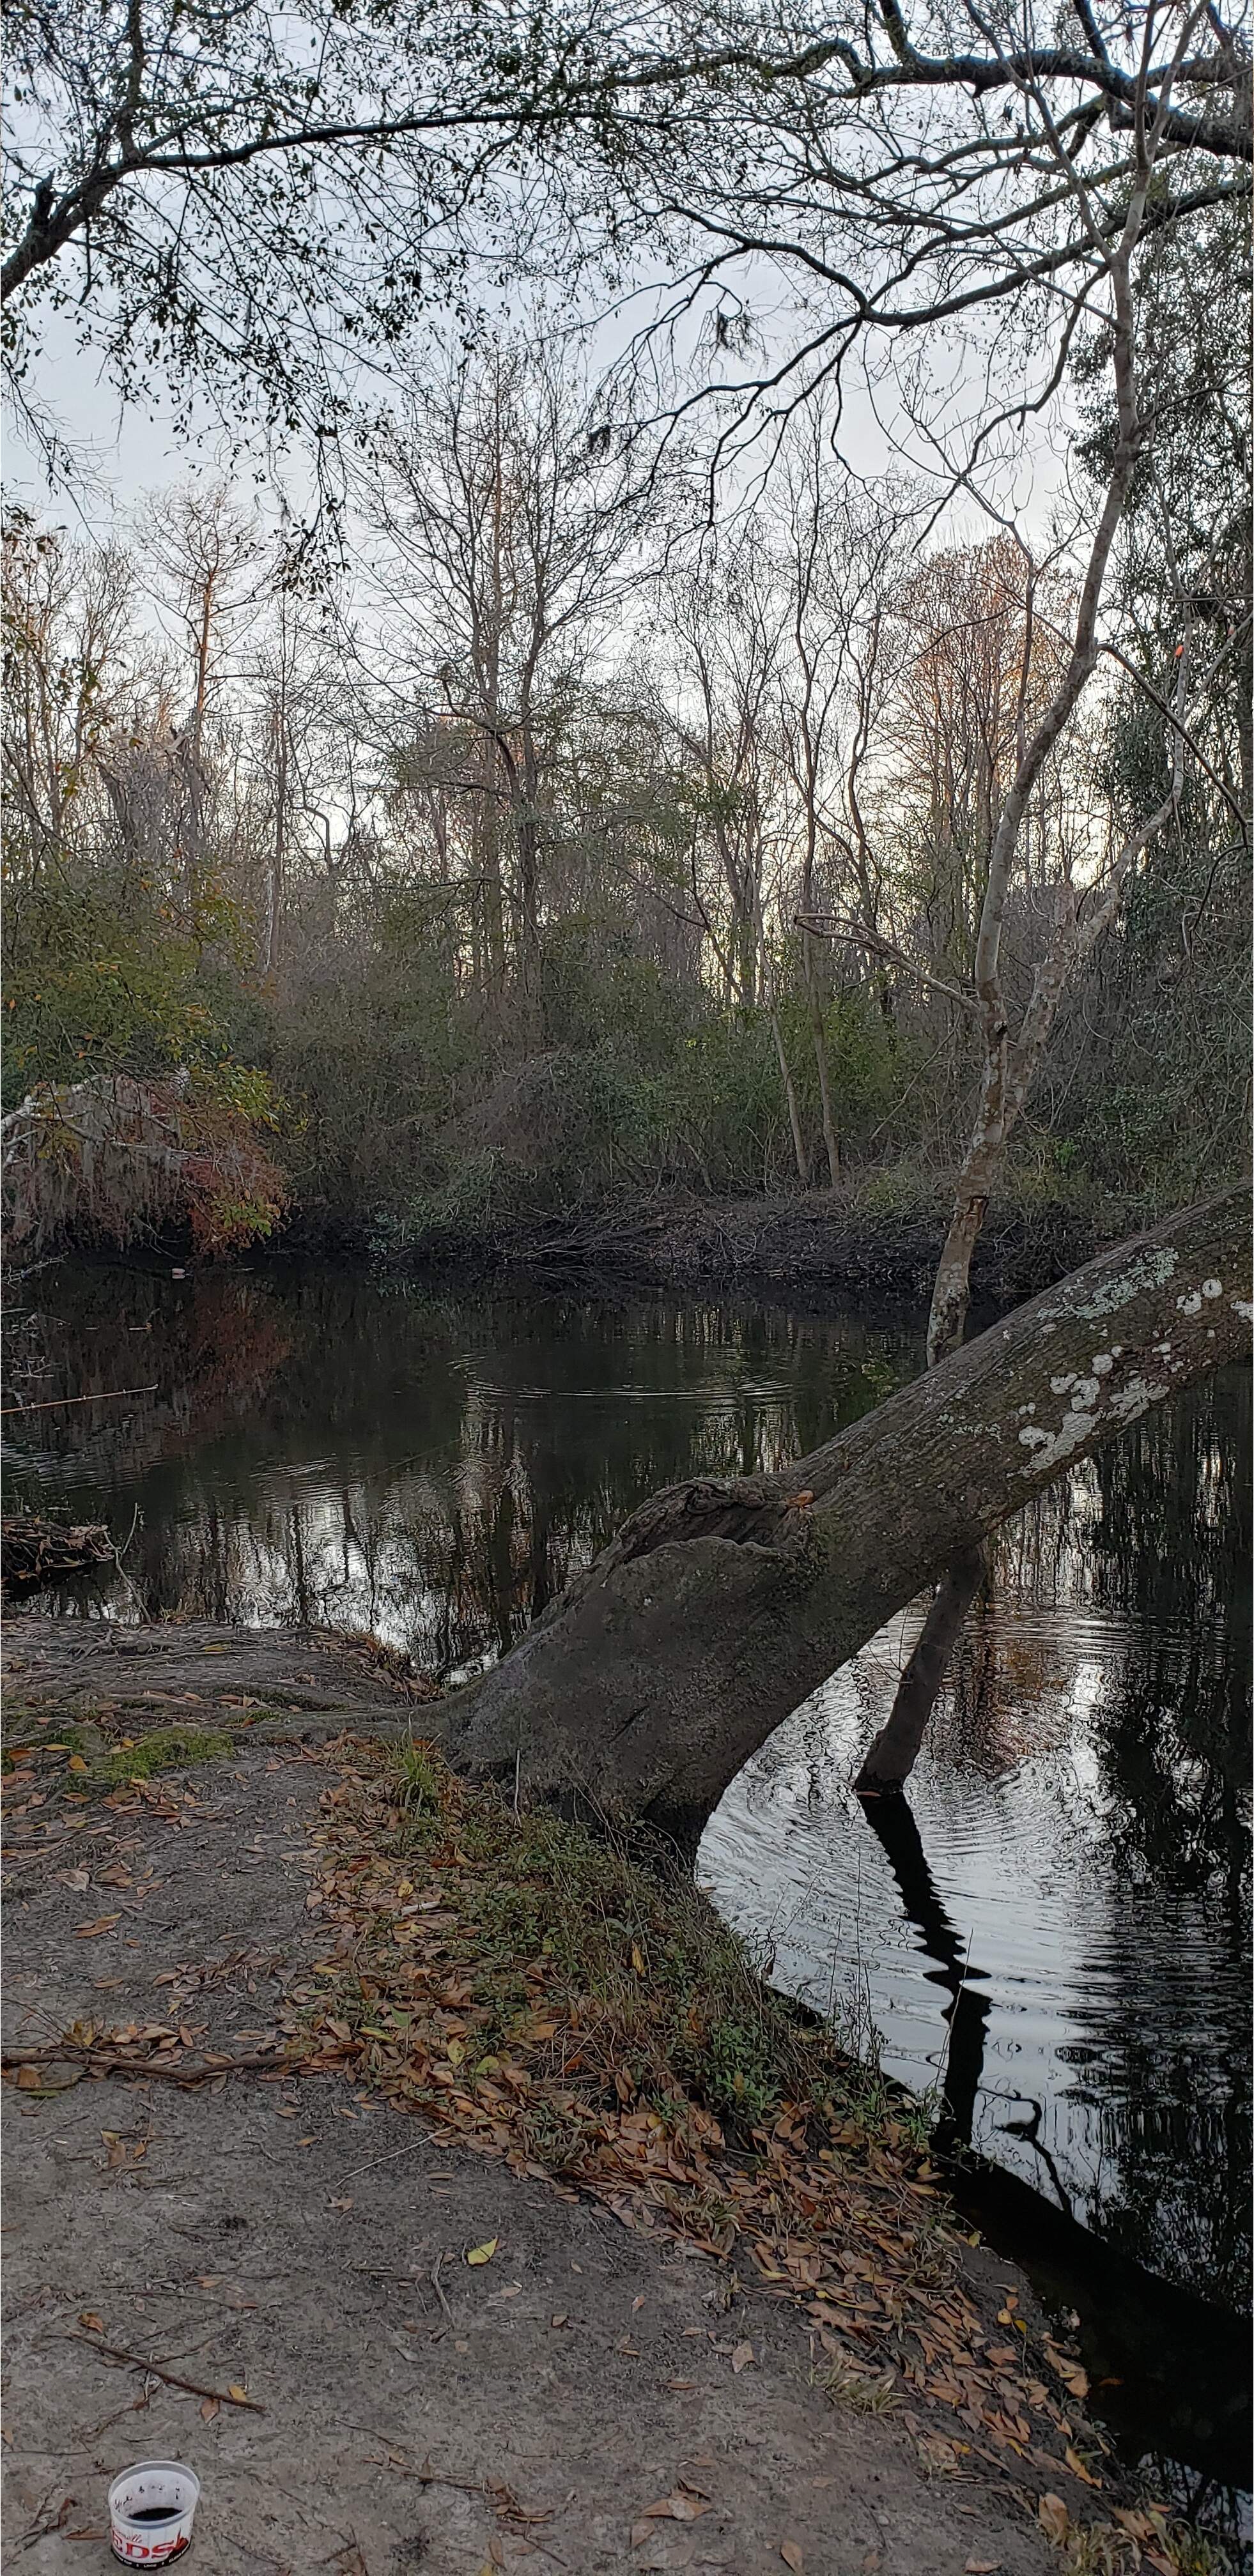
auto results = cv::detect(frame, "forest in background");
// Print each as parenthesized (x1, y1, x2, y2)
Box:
(3, 60, 1249, 1272)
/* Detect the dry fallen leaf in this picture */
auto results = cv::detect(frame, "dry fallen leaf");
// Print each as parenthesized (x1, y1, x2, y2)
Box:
(200, 2398, 220, 2423)
(1044, 2341, 1090, 2400)
(1037, 2494, 1070, 2544)
(227, 2384, 250, 2404)
(29, 2064, 82, 2094)
(642, 2493, 710, 2522)
(731, 2340, 754, 2373)
(633, 2542, 695, 2573)
(66, 1755, 89, 1775)
(466, 2237, 498, 2266)
(780, 2545, 804, 2572)
(1111, 2510, 1156, 2543)
(1064, 2446, 1101, 2488)
(75, 1914, 121, 1939)
(964, 2560, 1002, 2572)
(78, 2312, 104, 2333)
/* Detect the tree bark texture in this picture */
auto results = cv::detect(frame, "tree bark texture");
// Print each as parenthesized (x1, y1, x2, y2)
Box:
(433, 1191, 1251, 1834)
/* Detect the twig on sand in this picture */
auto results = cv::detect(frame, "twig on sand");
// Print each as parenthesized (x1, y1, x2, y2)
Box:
(431, 2253, 454, 2325)
(337, 2136, 429, 2184)
(61, 2332, 267, 2410)
(3, 2042, 293, 2083)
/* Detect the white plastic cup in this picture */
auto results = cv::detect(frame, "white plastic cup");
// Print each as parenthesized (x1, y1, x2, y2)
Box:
(107, 2459, 201, 2563)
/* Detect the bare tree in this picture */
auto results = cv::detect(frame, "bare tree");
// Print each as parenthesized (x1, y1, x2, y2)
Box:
(659, 535, 819, 1184)
(141, 482, 263, 917)
(771, 438, 913, 1182)
(242, 585, 348, 979)
(1, 510, 138, 877)
(361, 340, 649, 1029)
(595, 0, 1247, 484)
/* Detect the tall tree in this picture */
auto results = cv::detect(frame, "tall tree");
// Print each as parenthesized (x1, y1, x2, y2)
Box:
(362, 341, 647, 1027)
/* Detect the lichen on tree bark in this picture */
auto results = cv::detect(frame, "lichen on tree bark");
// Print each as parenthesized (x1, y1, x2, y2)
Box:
(430, 1190, 1252, 1836)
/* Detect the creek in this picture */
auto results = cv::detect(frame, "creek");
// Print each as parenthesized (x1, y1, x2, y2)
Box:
(4, 1257, 1249, 2542)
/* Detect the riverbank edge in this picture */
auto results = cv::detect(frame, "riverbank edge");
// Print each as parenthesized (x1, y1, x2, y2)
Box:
(357, 1174, 1158, 1309)
(2, 1678, 1126, 2555)
(3, 1616, 1235, 2570)
(10, 1166, 1172, 1311)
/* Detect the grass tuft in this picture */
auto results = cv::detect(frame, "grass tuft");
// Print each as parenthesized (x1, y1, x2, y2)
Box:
(366, 1733, 893, 2139)
(93, 1726, 235, 1783)
(817, 2357, 899, 2414)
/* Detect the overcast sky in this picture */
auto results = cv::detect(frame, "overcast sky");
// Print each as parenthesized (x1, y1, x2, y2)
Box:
(6, 238, 1076, 575)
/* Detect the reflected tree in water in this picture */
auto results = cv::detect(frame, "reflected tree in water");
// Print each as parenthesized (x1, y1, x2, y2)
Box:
(3, 1262, 919, 1674)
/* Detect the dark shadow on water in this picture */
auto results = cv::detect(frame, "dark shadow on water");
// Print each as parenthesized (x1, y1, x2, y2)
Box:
(856, 1787, 993, 2151)
(860, 1786, 1252, 2500)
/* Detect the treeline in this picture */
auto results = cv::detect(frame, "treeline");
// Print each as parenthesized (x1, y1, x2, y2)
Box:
(3, 337, 1248, 1261)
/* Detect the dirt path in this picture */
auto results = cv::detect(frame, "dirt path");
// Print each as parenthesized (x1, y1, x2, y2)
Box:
(1, 1733, 1060, 2576)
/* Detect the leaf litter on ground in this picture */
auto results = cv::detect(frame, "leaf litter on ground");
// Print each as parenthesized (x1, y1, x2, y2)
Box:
(274, 1736, 1175, 2555)
(4, 1725, 1196, 2575)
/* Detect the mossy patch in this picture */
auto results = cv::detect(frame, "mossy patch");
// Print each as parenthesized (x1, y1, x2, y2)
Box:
(92, 1726, 236, 1783)
(3, 1721, 235, 1790)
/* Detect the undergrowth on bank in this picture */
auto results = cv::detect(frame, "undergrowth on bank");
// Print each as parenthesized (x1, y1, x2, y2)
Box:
(280, 1736, 1231, 2573)
(279, 1732, 1216, 2568)
(380, 1736, 903, 2135)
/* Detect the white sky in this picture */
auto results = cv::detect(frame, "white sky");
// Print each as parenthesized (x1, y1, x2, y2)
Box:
(4, 248, 1074, 564)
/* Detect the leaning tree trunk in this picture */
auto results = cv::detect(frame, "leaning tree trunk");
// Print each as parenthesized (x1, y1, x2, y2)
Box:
(431, 1192, 1251, 1835)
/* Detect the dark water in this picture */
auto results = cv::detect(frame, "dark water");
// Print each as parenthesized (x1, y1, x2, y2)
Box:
(4, 1259, 1250, 2527)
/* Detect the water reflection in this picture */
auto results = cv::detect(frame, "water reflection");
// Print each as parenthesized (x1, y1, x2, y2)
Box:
(858, 1792, 994, 2157)
(1, 1262, 917, 1671)
(856, 1782, 1249, 2505)
(699, 1368, 1251, 2330)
